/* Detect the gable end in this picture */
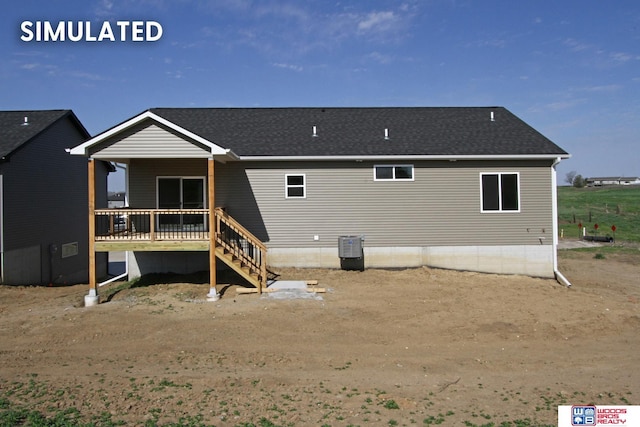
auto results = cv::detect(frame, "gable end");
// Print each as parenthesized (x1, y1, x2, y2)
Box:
(88, 120, 213, 159)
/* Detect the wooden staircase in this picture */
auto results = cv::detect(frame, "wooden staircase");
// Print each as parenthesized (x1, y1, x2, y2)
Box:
(214, 208, 270, 293)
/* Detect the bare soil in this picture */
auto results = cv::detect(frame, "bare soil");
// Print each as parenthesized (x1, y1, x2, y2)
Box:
(1, 249, 639, 426)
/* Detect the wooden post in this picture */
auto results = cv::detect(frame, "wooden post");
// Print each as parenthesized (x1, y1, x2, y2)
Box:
(86, 159, 98, 306)
(149, 211, 155, 241)
(207, 158, 219, 301)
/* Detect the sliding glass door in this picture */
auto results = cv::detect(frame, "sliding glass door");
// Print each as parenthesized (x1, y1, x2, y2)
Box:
(157, 177, 205, 230)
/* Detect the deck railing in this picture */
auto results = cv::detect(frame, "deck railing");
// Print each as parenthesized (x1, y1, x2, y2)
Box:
(94, 208, 268, 290)
(95, 209, 209, 241)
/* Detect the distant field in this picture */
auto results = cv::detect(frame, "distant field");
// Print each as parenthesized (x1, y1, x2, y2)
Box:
(557, 185, 640, 242)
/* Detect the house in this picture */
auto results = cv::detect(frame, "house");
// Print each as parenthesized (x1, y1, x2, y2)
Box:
(586, 176, 640, 187)
(0, 110, 112, 285)
(70, 107, 570, 305)
(107, 191, 126, 208)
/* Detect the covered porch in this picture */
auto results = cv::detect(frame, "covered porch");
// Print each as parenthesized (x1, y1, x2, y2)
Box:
(71, 110, 268, 306)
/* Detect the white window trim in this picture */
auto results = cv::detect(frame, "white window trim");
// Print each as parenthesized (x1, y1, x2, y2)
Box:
(373, 164, 415, 181)
(480, 172, 521, 213)
(285, 173, 306, 199)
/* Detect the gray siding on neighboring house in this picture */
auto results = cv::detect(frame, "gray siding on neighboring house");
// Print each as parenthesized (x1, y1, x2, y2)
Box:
(90, 122, 211, 159)
(1, 115, 106, 284)
(216, 160, 555, 249)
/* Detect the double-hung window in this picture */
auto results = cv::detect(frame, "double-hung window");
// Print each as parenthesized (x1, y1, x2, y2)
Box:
(285, 174, 306, 198)
(481, 172, 520, 212)
(374, 165, 414, 181)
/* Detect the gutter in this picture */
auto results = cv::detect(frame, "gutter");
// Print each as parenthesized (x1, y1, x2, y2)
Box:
(238, 153, 572, 162)
(551, 156, 572, 288)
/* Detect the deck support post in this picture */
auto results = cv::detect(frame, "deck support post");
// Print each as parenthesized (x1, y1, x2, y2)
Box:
(85, 158, 99, 307)
(206, 158, 219, 301)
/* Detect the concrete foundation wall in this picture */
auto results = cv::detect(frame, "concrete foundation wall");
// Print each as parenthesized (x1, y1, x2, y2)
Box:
(124, 245, 555, 281)
(268, 245, 556, 278)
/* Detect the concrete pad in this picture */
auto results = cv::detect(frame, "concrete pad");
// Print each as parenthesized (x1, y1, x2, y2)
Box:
(262, 280, 323, 300)
(268, 280, 308, 289)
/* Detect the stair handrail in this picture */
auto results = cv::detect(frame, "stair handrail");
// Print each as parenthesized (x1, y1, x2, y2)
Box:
(214, 208, 267, 291)
(214, 208, 266, 251)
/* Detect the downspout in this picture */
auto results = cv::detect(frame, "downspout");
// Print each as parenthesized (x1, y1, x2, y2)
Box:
(98, 162, 129, 286)
(551, 157, 572, 287)
(0, 175, 4, 284)
(98, 254, 128, 287)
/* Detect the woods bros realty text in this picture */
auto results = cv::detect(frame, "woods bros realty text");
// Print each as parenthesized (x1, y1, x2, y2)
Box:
(20, 21, 162, 42)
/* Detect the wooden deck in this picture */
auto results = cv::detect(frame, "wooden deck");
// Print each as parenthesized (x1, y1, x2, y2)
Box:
(92, 207, 269, 291)
(94, 208, 211, 251)
(95, 238, 210, 252)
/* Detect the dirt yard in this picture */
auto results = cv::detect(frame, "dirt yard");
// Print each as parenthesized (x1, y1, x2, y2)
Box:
(1, 248, 638, 426)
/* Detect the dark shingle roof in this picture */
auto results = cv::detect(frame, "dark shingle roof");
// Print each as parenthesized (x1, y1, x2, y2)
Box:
(148, 107, 568, 157)
(0, 110, 81, 159)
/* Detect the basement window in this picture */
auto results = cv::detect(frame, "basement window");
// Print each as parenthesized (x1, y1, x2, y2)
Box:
(481, 172, 520, 212)
(374, 165, 414, 181)
(285, 174, 306, 198)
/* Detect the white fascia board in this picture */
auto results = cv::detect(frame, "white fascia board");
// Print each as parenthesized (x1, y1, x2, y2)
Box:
(237, 153, 572, 161)
(69, 111, 231, 157)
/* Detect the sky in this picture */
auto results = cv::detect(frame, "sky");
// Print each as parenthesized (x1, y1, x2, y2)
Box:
(1, 0, 639, 191)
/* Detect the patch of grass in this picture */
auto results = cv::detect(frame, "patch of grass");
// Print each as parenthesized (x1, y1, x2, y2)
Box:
(383, 399, 400, 410)
(558, 185, 640, 242)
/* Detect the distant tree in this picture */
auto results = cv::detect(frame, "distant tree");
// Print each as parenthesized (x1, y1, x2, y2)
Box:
(565, 171, 577, 186)
(573, 174, 586, 188)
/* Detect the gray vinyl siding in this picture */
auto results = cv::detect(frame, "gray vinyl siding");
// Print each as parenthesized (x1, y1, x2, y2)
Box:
(216, 160, 555, 248)
(127, 158, 555, 249)
(0, 115, 104, 284)
(89, 122, 211, 159)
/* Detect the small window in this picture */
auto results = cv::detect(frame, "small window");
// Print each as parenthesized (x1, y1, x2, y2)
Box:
(374, 165, 414, 181)
(481, 172, 520, 212)
(285, 174, 306, 198)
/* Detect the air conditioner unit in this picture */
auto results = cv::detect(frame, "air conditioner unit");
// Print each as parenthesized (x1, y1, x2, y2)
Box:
(338, 236, 364, 259)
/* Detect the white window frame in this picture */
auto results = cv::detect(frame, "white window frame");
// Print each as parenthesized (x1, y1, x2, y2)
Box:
(285, 173, 306, 199)
(373, 165, 414, 181)
(480, 172, 521, 213)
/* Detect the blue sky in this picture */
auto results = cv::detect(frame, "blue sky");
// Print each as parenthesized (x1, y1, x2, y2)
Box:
(2, 0, 639, 190)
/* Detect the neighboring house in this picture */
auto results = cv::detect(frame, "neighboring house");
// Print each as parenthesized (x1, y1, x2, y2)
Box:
(70, 107, 570, 303)
(108, 191, 126, 208)
(586, 177, 640, 187)
(0, 110, 111, 285)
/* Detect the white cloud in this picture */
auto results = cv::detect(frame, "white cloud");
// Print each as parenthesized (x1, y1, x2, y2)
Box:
(365, 51, 392, 64)
(94, 0, 114, 17)
(563, 38, 592, 52)
(579, 84, 622, 93)
(609, 52, 634, 63)
(467, 38, 507, 49)
(199, 3, 415, 58)
(357, 11, 398, 33)
(272, 62, 303, 72)
(20, 63, 40, 70)
(70, 71, 107, 81)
